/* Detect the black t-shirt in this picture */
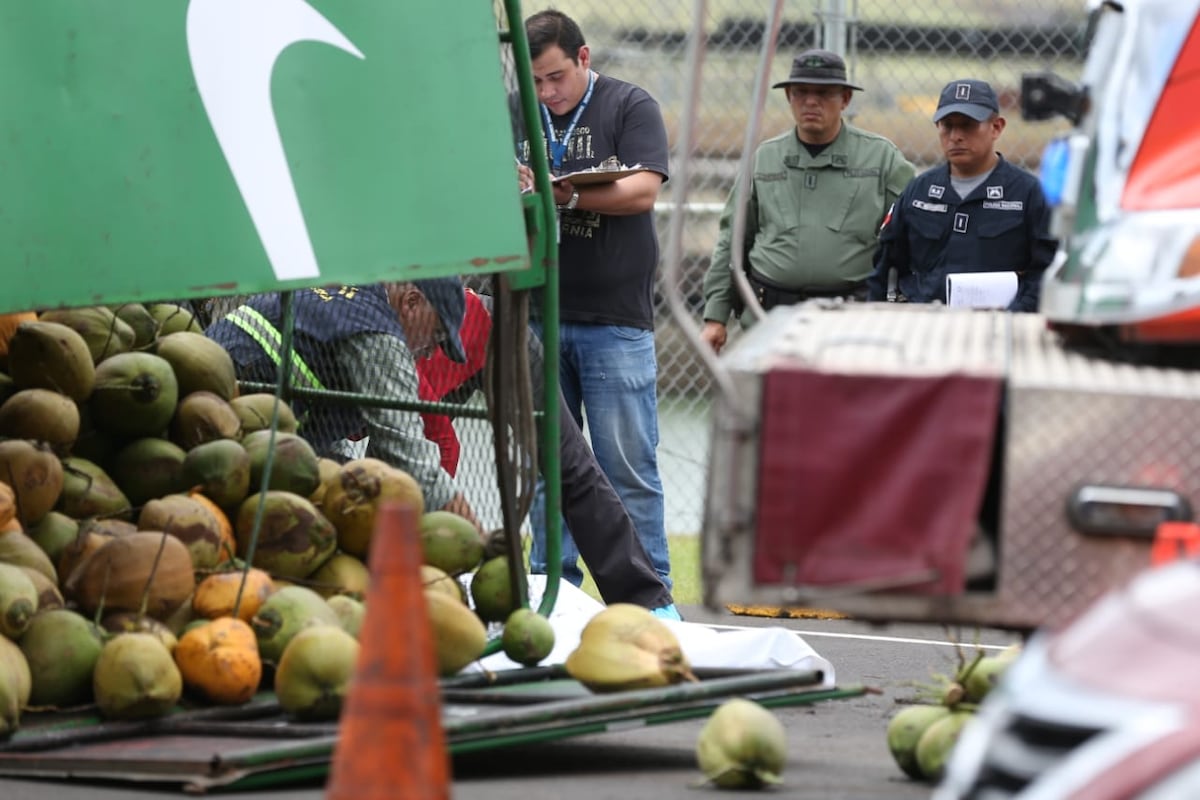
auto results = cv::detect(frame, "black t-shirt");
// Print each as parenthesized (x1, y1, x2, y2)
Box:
(515, 74, 670, 330)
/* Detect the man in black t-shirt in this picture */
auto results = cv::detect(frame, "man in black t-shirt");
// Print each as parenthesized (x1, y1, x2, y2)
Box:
(515, 9, 675, 614)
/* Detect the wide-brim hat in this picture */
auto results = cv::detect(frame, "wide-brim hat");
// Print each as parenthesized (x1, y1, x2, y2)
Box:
(772, 49, 864, 91)
(411, 278, 467, 363)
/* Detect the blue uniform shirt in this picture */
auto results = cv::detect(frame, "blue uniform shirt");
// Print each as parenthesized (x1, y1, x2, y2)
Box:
(867, 156, 1057, 312)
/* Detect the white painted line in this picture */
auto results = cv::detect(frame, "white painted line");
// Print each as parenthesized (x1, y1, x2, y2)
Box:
(700, 623, 1013, 651)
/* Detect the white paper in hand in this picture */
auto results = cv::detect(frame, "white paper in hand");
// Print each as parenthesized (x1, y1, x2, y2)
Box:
(946, 271, 1018, 309)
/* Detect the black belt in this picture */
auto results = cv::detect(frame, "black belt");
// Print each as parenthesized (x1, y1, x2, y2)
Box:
(744, 268, 866, 312)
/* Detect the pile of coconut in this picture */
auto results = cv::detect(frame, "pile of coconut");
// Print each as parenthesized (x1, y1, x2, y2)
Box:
(0, 302, 549, 736)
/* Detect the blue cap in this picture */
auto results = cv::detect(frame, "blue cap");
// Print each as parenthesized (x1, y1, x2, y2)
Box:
(933, 79, 1000, 123)
(411, 278, 467, 363)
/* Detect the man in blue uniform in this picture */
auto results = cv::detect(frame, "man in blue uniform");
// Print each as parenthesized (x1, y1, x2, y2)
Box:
(867, 79, 1057, 311)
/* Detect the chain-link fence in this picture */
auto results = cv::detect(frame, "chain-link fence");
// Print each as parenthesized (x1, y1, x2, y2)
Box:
(506, 0, 1088, 537)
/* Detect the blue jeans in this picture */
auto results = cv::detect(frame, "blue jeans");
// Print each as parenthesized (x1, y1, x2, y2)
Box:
(528, 321, 672, 590)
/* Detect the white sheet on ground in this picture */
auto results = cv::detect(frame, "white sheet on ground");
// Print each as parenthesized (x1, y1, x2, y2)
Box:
(466, 576, 835, 688)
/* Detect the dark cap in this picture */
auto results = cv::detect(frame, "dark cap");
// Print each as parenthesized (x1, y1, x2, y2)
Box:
(933, 79, 1000, 122)
(772, 49, 863, 91)
(411, 278, 467, 363)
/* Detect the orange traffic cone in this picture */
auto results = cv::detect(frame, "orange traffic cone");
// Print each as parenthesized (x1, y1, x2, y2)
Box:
(326, 501, 449, 799)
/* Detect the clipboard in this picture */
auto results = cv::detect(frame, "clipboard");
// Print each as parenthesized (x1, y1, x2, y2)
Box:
(551, 165, 648, 185)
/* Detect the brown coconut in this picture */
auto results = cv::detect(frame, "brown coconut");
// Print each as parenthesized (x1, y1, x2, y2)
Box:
(137, 493, 233, 570)
(57, 457, 132, 521)
(169, 391, 242, 451)
(7, 320, 95, 402)
(39, 307, 136, 364)
(0, 388, 81, 453)
(0, 439, 64, 526)
(235, 491, 337, 580)
(323, 458, 424, 558)
(65, 531, 195, 620)
(55, 520, 126, 586)
(155, 332, 238, 401)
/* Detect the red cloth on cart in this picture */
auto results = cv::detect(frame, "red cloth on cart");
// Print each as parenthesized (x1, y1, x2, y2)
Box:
(752, 367, 1002, 595)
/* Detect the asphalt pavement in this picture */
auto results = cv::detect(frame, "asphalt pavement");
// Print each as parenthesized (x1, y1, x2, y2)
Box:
(0, 604, 1021, 800)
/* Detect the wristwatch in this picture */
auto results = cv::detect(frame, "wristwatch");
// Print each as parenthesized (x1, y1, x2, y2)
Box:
(559, 189, 580, 211)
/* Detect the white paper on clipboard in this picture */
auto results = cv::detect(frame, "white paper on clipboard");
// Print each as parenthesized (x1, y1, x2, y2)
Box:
(946, 271, 1018, 308)
(552, 163, 647, 185)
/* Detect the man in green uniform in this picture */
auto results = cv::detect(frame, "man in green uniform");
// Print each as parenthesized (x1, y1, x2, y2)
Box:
(700, 49, 915, 353)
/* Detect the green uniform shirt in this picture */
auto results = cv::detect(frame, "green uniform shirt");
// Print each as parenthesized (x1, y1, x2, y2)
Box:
(702, 122, 915, 325)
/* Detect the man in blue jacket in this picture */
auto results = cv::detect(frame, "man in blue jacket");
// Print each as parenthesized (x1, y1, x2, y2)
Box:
(867, 79, 1057, 311)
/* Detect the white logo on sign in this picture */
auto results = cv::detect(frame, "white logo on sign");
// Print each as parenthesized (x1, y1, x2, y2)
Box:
(187, 0, 365, 281)
(929, 185, 945, 199)
(986, 186, 1003, 199)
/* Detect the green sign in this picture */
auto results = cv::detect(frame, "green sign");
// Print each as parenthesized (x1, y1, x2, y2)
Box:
(0, 0, 530, 314)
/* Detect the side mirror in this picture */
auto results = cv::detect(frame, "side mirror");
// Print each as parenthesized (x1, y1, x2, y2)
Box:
(1021, 72, 1089, 125)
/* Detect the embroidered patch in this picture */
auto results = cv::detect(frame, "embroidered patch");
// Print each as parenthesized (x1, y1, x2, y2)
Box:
(955, 83, 972, 100)
(986, 185, 1003, 199)
(953, 212, 969, 233)
(756, 171, 787, 182)
(844, 168, 881, 177)
(982, 200, 1025, 211)
(805, 174, 817, 189)
(929, 185, 945, 199)
(912, 199, 948, 212)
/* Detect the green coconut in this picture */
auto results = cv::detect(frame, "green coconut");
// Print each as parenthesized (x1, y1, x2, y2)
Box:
(915, 711, 974, 783)
(326, 595, 365, 639)
(57, 456, 133, 520)
(18, 608, 105, 707)
(146, 303, 202, 336)
(0, 635, 32, 737)
(274, 624, 360, 721)
(230, 393, 298, 436)
(92, 632, 182, 720)
(501, 608, 555, 667)
(110, 437, 188, 507)
(0, 527, 57, 584)
(887, 703, 953, 780)
(89, 351, 179, 438)
(242, 430, 321, 498)
(249, 585, 340, 665)
(155, 332, 238, 400)
(470, 556, 517, 624)
(110, 303, 159, 349)
(0, 563, 38, 640)
(420, 510, 485, 577)
(27, 511, 79, 566)
(696, 698, 787, 789)
(180, 438, 251, 510)
(39, 307, 135, 364)
(235, 491, 337, 580)
(307, 553, 369, 599)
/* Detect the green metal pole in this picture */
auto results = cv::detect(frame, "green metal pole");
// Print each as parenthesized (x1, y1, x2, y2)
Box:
(505, 0, 562, 618)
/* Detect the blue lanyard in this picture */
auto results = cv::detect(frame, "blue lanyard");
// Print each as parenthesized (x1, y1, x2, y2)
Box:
(541, 71, 594, 173)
